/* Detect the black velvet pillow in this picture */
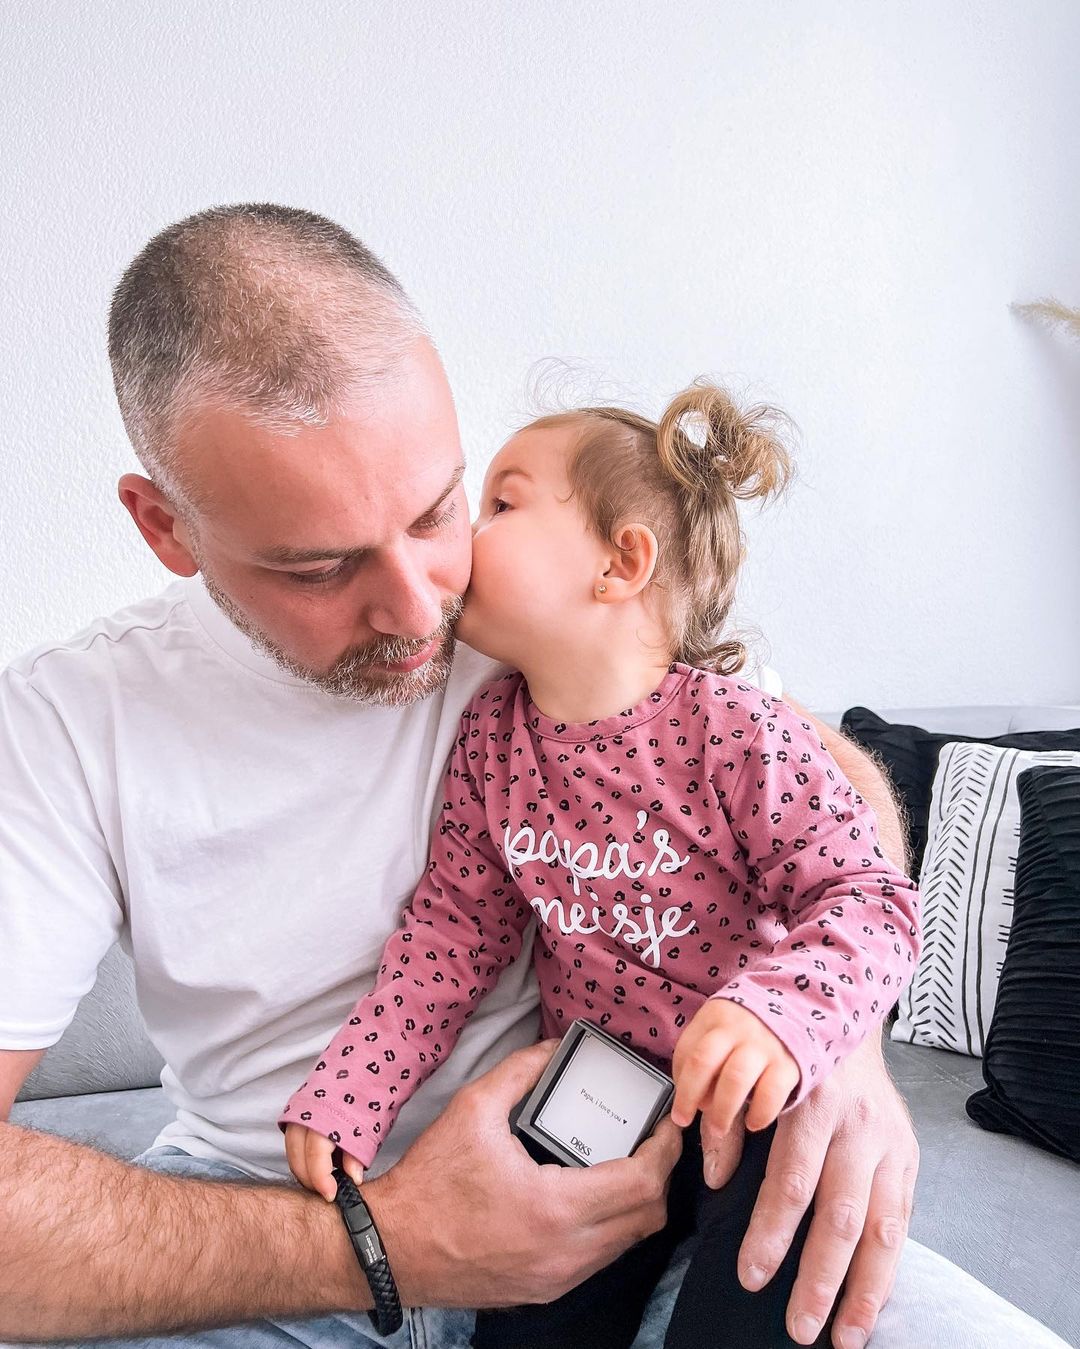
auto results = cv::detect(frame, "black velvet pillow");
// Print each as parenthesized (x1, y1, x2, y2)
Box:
(965, 765, 1080, 1163)
(839, 707, 1080, 880)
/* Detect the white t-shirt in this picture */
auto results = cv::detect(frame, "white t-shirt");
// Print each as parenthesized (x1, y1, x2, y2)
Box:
(0, 578, 781, 1178)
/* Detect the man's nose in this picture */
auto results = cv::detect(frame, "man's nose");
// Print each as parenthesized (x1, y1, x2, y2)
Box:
(365, 545, 444, 639)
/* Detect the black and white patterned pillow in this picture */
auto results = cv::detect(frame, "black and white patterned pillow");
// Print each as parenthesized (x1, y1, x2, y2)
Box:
(892, 742, 1080, 1057)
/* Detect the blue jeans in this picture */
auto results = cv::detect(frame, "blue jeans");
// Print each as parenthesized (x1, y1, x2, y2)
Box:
(21, 1147, 1070, 1349)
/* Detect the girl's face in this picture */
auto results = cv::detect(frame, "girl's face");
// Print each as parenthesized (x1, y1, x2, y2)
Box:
(458, 425, 606, 668)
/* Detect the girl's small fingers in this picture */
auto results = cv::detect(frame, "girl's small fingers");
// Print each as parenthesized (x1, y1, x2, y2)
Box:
(342, 1153, 366, 1187)
(285, 1128, 312, 1192)
(744, 1066, 793, 1132)
(704, 1047, 767, 1137)
(672, 1030, 732, 1127)
(672, 1063, 714, 1128)
(670, 1029, 698, 1088)
(702, 1077, 745, 1138)
(307, 1133, 338, 1202)
(670, 1082, 701, 1129)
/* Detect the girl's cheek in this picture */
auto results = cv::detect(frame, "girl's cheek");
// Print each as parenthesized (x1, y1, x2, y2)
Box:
(468, 532, 497, 595)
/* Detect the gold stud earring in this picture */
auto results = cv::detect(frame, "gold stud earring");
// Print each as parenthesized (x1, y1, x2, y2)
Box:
(597, 583, 607, 594)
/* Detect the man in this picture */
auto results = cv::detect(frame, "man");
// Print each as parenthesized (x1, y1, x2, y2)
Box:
(0, 204, 1063, 1349)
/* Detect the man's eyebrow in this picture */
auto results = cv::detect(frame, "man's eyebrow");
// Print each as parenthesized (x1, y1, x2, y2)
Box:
(255, 464, 466, 567)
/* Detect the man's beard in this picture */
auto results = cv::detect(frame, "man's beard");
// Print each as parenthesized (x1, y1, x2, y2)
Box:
(202, 574, 464, 706)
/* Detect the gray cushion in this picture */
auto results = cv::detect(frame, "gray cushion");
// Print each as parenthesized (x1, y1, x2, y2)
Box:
(820, 705, 1080, 736)
(884, 1037, 1078, 1345)
(10, 1087, 174, 1160)
(885, 706, 1080, 735)
(16, 943, 164, 1102)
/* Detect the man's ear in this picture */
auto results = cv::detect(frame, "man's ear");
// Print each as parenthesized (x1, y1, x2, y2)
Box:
(597, 523, 659, 601)
(117, 474, 199, 577)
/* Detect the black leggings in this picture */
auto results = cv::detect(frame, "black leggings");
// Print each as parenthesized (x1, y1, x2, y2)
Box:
(472, 1123, 836, 1349)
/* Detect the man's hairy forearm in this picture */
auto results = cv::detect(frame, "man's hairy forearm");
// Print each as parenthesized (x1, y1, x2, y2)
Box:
(0, 1123, 372, 1341)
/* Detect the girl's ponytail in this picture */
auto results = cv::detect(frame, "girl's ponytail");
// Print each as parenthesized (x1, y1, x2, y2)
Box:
(655, 382, 793, 505)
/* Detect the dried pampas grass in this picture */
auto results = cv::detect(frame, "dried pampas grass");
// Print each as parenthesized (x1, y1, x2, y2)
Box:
(1012, 298, 1080, 340)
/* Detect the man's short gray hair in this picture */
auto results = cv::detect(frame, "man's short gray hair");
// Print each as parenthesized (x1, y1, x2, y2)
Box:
(108, 203, 426, 508)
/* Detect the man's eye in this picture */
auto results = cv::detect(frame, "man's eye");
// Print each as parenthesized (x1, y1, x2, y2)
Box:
(414, 501, 458, 534)
(288, 561, 349, 586)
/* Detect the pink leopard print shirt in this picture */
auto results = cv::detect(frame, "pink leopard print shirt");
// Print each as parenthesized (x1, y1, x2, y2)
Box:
(282, 666, 921, 1167)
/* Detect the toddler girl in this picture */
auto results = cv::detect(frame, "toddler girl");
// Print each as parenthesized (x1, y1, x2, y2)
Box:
(280, 383, 921, 1348)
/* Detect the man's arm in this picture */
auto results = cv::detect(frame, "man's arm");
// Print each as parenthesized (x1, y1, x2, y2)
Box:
(701, 692, 919, 1349)
(0, 1118, 373, 1340)
(0, 1040, 679, 1342)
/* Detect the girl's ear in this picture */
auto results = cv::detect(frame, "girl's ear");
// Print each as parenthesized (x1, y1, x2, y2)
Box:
(596, 523, 659, 602)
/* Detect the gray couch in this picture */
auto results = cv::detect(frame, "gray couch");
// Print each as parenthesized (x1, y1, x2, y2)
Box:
(12, 704, 1080, 1346)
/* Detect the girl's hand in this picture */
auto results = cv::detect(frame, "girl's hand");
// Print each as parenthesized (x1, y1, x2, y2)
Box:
(671, 999, 800, 1139)
(284, 1123, 365, 1202)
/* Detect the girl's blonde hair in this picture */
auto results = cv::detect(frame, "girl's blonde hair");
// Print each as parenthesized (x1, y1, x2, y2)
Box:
(529, 382, 794, 674)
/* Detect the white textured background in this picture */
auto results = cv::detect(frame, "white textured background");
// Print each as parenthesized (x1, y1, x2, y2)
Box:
(2, 1, 1078, 708)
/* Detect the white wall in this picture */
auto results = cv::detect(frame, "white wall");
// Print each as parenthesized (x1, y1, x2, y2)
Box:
(2, 0, 1078, 708)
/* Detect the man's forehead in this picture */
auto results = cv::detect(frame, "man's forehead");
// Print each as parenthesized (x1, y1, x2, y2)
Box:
(181, 405, 464, 558)
(173, 335, 458, 490)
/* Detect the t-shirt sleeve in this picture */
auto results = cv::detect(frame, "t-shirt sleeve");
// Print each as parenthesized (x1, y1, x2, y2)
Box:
(280, 699, 530, 1167)
(710, 694, 920, 1102)
(0, 668, 123, 1049)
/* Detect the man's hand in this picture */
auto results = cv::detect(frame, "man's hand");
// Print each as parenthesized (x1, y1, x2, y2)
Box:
(368, 1039, 683, 1309)
(671, 999, 800, 1137)
(700, 1029, 917, 1349)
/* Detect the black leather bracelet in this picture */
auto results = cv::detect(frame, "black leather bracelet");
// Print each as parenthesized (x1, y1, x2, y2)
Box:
(332, 1165, 404, 1336)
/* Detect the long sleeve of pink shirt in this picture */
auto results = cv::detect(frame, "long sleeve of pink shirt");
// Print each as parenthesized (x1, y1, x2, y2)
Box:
(281, 668, 920, 1168)
(280, 707, 529, 1166)
(708, 695, 917, 1093)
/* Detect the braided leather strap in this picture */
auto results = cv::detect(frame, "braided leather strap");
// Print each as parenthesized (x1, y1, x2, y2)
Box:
(332, 1166, 404, 1336)
(363, 1251, 403, 1335)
